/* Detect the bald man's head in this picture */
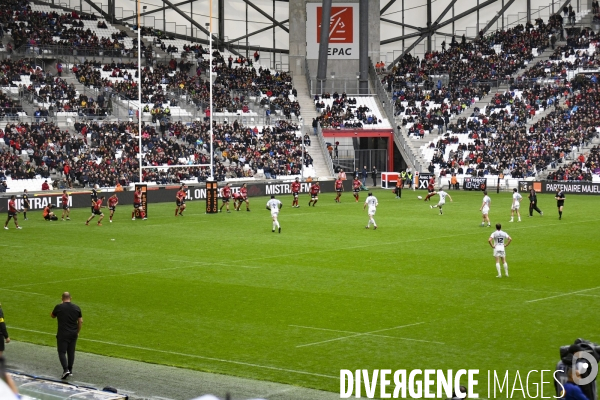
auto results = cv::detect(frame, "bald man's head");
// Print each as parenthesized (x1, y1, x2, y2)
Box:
(62, 292, 71, 301)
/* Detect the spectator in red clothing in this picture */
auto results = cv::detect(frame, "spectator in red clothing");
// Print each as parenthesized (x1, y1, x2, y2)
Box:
(41, 180, 50, 191)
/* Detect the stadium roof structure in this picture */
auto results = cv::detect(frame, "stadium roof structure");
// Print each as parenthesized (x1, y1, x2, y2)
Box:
(45, 0, 572, 66)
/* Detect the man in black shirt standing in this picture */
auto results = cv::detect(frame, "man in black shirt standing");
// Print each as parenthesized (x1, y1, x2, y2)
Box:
(22, 189, 30, 220)
(90, 184, 99, 214)
(51, 292, 82, 379)
(555, 189, 565, 220)
(0, 303, 10, 357)
(528, 188, 543, 217)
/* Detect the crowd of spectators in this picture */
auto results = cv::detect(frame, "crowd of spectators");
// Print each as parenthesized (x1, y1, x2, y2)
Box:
(426, 73, 600, 180)
(314, 92, 381, 129)
(0, 116, 312, 186)
(1, 0, 131, 55)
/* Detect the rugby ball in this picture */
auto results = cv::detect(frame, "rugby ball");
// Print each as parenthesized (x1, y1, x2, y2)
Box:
(417, 196, 423, 200)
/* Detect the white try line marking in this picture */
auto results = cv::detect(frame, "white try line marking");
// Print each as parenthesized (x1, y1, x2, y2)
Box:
(8, 327, 338, 380)
(293, 322, 444, 348)
(526, 286, 600, 303)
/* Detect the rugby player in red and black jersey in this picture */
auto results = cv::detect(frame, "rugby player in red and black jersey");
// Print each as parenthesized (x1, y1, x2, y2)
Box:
(61, 190, 70, 221)
(334, 178, 344, 203)
(308, 181, 320, 207)
(232, 192, 243, 211)
(352, 178, 361, 202)
(132, 187, 146, 220)
(290, 178, 301, 208)
(175, 185, 187, 216)
(86, 196, 105, 226)
(4, 195, 22, 230)
(239, 183, 250, 211)
(424, 175, 436, 201)
(220, 183, 232, 213)
(108, 194, 119, 222)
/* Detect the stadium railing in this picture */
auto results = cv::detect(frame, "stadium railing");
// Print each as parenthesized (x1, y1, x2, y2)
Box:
(369, 60, 422, 173)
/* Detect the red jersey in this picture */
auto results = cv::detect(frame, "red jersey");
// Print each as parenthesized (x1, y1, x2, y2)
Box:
(240, 187, 248, 199)
(291, 181, 300, 193)
(8, 200, 17, 213)
(310, 184, 320, 195)
(62, 193, 68, 206)
(222, 186, 231, 198)
(176, 190, 186, 201)
(108, 196, 118, 207)
(353, 180, 361, 190)
(233, 192, 242, 200)
(335, 180, 343, 190)
(134, 191, 142, 204)
(94, 198, 103, 210)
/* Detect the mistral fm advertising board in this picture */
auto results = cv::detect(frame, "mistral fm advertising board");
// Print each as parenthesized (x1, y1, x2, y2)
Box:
(306, 3, 359, 59)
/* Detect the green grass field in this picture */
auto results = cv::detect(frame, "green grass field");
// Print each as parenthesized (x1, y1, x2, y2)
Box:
(1, 189, 599, 398)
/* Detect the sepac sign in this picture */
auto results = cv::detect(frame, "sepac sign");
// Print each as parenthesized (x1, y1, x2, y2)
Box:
(306, 3, 359, 60)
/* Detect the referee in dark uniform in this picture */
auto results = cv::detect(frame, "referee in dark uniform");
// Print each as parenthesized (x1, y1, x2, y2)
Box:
(51, 292, 83, 379)
(90, 184, 99, 214)
(22, 189, 30, 220)
(555, 189, 565, 220)
(0, 303, 10, 357)
(528, 188, 543, 217)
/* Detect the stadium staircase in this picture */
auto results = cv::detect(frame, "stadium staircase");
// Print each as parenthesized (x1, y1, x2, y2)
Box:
(293, 75, 334, 178)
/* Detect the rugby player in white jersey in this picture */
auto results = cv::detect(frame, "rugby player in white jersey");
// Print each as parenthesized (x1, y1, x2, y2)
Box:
(488, 223, 512, 277)
(363, 192, 379, 229)
(510, 188, 523, 222)
(266, 195, 283, 233)
(429, 190, 453, 215)
(480, 190, 491, 227)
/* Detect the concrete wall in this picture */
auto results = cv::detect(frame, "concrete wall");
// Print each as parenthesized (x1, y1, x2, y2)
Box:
(289, 0, 380, 78)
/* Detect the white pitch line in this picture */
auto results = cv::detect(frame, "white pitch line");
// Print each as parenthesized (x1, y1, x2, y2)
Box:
(0, 288, 46, 296)
(8, 327, 338, 380)
(290, 324, 430, 341)
(526, 286, 600, 303)
(294, 322, 444, 348)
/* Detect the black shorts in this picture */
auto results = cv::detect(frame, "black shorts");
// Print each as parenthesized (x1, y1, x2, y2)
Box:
(109, 206, 116, 212)
(222, 197, 230, 202)
(8, 212, 16, 218)
(134, 203, 142, 209)
(63, 204, 69, 210)
(93, 210, 103, 216)
(0, 339, 4, 351)
(44, 215, 51, 220)
(292, 192, 299, 197)
(23, 204, 30, 210)
(311, 194, 318, 199)
(353, 189, 359, 193)
(176, 200, 182, 206)
(336, 189, 342, 193)
(428, 188, 434, 193)
(557, 201, 564, 207)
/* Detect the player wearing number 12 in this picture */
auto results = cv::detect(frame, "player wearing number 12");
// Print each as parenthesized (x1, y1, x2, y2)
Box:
(266, 195, 282, 233)
(290, 178, 301, 208)
(488, 223, 512, 278)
